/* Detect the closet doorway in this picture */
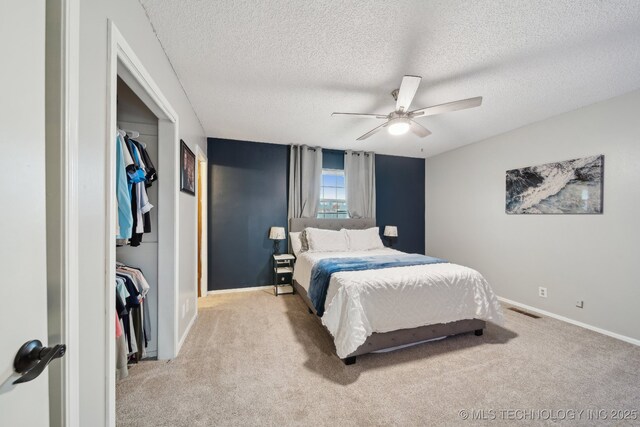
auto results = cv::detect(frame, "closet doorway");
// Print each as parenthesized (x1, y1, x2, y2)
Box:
(116, 78, 161, 360)
(196, 148, 208, 299)
(106, 21, 181, 426)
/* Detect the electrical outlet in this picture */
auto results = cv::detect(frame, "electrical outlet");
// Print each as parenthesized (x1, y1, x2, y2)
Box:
(538, 287, 548, 298)
(576, 300, 584, 308)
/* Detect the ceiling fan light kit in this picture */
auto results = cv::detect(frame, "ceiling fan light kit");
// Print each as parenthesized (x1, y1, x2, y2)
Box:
(332, 75, 483, 141)
(387, 118, 411, 135)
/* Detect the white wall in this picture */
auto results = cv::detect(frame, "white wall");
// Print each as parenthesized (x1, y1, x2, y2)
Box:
(78, 0, 205, 423)
(426, 89, 640, 343)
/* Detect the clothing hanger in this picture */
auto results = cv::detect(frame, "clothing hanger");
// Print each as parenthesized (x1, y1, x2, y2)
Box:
(121, 129, 146, 148)
(117, 128, 146, 148)
(122, 129, 140, 138)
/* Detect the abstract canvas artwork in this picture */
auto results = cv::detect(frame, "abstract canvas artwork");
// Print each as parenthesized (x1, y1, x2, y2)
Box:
(506, 155, 604, 214)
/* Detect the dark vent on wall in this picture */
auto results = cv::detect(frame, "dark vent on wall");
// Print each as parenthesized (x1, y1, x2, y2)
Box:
(508, 307, 541, 319)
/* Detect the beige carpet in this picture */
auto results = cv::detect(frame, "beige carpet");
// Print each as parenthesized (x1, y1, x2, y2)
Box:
(116, 290, 640, 426)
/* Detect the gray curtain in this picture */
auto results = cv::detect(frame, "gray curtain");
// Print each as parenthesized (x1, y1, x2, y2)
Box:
(344, 150, 376, 219)
(288, 145, 323, 219)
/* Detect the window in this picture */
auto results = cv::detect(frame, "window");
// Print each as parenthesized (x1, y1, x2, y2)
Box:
(318, 169, 349, 218)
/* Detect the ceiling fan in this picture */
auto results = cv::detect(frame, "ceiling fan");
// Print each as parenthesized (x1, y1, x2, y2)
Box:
(332, 75, 482, 141)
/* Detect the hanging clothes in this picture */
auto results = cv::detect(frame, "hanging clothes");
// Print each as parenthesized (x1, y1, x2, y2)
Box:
(115, 262, 153, 374)
(115, 129, 157, 247)
(115, 276, 130, 380)
(114, 128, 157, 377)
(129, 135, 154, 246)
(130, 139, 154, 235)
(126, 140, 147, 184)
(131, 139, 157, 186)
(118, 265, 151, 347)
(115, 329, 129, 380)
(115, 133, 133, 239)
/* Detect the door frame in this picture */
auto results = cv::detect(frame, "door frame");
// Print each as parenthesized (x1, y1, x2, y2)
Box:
(45, 0, 80, 425)
(105, 21, 181, 427)
(195, 146, 208, 300)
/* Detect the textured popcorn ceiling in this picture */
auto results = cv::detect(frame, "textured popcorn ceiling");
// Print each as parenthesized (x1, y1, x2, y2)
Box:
(140, 0, 640, 158)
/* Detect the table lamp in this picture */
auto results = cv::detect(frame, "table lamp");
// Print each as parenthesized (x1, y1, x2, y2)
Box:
(269, 226, 286, 255)
(383, 226, 398, 247)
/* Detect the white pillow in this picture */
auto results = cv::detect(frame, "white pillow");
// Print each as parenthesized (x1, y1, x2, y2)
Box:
(289, 232, 303, 256)
(304, 228, 349, 252)
(343, 227, 384, 251)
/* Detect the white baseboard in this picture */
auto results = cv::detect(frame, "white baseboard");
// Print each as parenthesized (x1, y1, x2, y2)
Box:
(207, 285, 273, 295)
(176, 312, 198, 355)
(498, 296, 640, 347)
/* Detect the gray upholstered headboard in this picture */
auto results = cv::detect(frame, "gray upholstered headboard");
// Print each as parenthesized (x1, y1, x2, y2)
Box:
(289, 218, 376, 232)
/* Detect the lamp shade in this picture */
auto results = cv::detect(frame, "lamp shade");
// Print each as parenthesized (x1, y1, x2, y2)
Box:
(383, 226, 398, 237)
(269, 226, 286, 240)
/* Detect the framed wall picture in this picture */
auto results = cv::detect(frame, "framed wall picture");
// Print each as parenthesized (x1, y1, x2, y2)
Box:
(180, 140, 196, 195)
(506, 155, 604, 214)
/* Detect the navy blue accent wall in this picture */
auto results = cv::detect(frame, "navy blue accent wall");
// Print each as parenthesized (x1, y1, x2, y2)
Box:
(208, 138, 288, 290)
(208, 140, 425, 290)
(322, 149, 344, 169)
(375, 154, 425, 254)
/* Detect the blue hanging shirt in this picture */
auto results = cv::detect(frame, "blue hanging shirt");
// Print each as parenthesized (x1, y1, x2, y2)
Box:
(116, 134, 133, 239)
(127, 139, 147, 184)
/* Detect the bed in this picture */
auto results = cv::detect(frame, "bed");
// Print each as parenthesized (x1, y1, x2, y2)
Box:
(290, 218, 504, 365)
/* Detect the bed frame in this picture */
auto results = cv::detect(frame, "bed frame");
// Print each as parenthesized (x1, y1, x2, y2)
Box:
(289, 218, 485, 365)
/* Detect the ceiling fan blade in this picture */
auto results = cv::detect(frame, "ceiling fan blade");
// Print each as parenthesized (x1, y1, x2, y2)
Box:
(410, 96, 482, 118)
(332, 112, 387, 119)
(410, 120, 432, 138)
(356, 121, 389, 141)
(395, 75, 422, 113)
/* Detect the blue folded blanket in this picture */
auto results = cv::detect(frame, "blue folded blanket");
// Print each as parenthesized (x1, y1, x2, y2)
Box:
(308, 254, 447, 316)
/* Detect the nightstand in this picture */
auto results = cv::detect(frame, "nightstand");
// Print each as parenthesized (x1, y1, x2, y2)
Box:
(273, 254, 295, 296)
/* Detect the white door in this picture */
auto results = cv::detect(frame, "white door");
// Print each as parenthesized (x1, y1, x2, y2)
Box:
(0, 0, 53, 425)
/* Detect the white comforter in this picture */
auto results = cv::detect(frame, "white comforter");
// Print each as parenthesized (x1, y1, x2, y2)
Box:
(293, 248, 504, 358)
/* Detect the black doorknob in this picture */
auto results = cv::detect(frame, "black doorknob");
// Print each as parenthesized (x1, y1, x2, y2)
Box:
(13, 340, 66, 385)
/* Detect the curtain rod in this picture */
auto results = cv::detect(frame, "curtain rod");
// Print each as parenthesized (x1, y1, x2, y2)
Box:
(291, 145, 372, 156)
(324, 149, 371, 156)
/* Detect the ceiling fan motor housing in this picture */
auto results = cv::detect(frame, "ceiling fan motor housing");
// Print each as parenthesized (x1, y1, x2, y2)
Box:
(389, 111, 408, 119)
